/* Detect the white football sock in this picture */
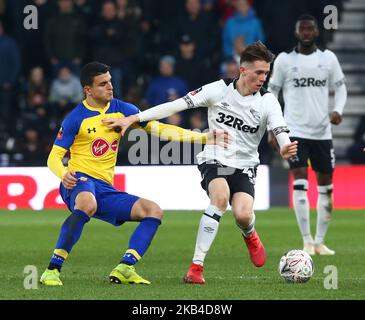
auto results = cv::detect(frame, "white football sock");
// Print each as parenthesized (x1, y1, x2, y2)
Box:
(293, 179, 313, 244)
(315, 184, 333, 245)
(192, 205, 224, 266)
(236, 212, 256, 238)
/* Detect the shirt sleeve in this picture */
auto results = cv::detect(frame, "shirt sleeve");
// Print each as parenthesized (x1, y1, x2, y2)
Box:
(143, 121, 208, 143)
(54, 114, 79, 150)
(182, 80, 226, 108)
(269, 53, 286, 95)
(328, 50, 346, 89)
(135, 80, 226, 123)
(264, 93, 289, 134)
(47, 145, 68, 179)
(136, 98, 189, 123)
(333, 82, 347, 115)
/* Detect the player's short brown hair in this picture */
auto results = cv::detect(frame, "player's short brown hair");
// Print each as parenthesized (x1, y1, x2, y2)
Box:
(240, 41, 275, 65)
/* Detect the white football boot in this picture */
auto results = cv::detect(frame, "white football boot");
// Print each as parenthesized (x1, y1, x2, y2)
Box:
(315, 243, 335, 255)
(303, 243, 315, 256)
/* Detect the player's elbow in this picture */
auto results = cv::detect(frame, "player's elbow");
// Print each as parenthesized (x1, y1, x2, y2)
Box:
(47, 151, 61, 172)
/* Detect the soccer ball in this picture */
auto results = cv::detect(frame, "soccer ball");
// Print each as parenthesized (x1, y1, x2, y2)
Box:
(278, 249, 314, 283)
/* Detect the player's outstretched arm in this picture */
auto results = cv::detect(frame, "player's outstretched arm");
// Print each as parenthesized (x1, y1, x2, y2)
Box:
(102, 114, 139, 136)
(144, 121, 231, 147)
(102, 98, 190, 136)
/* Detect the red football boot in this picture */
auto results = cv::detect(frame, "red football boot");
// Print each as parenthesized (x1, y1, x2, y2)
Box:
(183, 262, 206, 284)
(243, 230, 266, 267)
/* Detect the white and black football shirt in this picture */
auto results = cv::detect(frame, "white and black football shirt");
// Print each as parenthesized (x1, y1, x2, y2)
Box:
(269, 48, 345, 140)
(183, 79, 288, 169)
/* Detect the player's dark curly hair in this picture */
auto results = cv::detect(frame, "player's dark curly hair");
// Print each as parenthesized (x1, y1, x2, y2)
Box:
(80, 62, 110, 87)
(240, 41, 275, 65)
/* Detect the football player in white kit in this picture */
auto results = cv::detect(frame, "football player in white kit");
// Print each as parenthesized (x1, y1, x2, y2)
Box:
(269, 15, 347, 256)
(103, 41, 298, 284)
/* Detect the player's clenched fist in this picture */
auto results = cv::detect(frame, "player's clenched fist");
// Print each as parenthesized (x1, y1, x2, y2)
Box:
(280, 140, 298, 160)
(62, 170, 78, 189)
(206, 129, 232, 148)
(330, 111, 342, 125)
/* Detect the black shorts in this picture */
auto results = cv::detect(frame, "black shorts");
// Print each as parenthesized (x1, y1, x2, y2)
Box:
(288, 137, 335, 174)
(198, 161, 257, 200)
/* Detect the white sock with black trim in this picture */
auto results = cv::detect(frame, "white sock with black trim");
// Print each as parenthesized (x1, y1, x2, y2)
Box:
(315, 184, 333, 245)
(237, 212, 256, 238)
(192, 205, 224, 266)
(293, 179, 313, 244)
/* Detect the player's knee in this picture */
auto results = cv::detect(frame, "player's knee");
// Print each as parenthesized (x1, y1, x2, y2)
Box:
(144, 202, 164, 220)
(212, 196, 229, 211)
(235, 211, 251, 226)
(74, 194, 97, 217)
(75, 192, 98, 217)
(75, 203, 97, 216)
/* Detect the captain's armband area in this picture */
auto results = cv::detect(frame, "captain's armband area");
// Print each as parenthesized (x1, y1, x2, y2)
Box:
(272, 126, 290, 136)
(334, 78, 346, 88)
(182, 95, 195, 109)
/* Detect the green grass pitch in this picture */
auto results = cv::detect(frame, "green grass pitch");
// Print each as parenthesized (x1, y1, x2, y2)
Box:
(0, 208, 364, 300)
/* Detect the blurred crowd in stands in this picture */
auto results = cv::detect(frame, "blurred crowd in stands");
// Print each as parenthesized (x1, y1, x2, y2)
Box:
(0, 0, 349, 166)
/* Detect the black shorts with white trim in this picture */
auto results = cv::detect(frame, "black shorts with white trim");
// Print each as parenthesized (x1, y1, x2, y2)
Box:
(288, 137, 334, 174)
(198, 161, 257, 201)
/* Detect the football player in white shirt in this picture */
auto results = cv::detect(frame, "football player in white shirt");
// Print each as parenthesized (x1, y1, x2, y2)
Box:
(103, 42, 298, 284)
(269, 15, 347, 256)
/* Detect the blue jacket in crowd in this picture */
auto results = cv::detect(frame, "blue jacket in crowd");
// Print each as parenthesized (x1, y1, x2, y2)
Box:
(0, 34, 21, 85)
(145, 76, 188, 106)
(223, 7, 266, 57)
